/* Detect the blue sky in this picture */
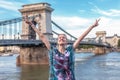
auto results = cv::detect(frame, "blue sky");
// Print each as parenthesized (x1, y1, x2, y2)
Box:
(0, 0, 120, 38)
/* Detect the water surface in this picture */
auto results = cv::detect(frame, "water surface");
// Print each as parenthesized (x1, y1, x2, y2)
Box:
(0, 52, 120, 80)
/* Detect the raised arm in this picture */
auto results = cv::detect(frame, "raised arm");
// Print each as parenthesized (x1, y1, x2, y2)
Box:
(24, 16, 51, 50)
(73, 19, 100, 49)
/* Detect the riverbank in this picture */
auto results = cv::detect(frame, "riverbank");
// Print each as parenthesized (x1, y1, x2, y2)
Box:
(0, 53, 14, 56)
(75, 48, 93, 53)
(0, 51, 19, 56)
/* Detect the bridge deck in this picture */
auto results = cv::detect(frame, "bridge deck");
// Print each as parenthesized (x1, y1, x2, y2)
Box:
(0, 39, 111, 48)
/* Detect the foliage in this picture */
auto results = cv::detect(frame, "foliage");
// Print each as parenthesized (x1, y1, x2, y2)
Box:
(78, 45, 94, 49)
(117, 39, 120, 48)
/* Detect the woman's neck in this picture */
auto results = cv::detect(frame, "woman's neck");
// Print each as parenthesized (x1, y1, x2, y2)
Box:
(58, 45, 66, 54)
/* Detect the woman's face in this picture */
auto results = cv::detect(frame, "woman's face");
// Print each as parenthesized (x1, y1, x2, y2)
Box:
(57, 34, 67, 45)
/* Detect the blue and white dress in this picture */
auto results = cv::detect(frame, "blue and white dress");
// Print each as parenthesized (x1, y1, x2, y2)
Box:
(48, 45, 75, 80)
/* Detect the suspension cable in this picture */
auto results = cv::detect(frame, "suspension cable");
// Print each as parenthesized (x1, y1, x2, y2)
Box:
(51, 21, 77, 40)
(52, 30, 59, 35)
(0, 14, 77, 40)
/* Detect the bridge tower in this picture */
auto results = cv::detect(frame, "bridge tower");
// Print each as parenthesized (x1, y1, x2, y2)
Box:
(94, 31, 107, 55)
(17, 3, 54, 65)
(19, 2, 53, 40)
(95, 31, 106, 43)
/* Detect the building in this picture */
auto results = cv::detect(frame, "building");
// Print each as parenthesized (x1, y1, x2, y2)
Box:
(84, 31, 120, 48)
(0, 46, 20, 53)
(95, 31, 120, 48)
(106, 34, 120, 48)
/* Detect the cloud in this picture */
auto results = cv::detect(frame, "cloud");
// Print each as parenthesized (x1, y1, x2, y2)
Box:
(52, 15, 120, 38)
(52, 16, 93, 30)
(87, 16, 120, 37)
(0, 0, 23, 12)
(92, 8, 120, 17)
(89, 2, 120, 17)
(52, 16, 97, 38)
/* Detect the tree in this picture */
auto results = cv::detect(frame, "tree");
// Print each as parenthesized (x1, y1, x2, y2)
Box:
(117, 39, 120, 48)
(78, 45, 94, 49)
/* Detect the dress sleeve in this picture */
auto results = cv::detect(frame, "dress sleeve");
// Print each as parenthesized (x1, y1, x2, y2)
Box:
(67, 45, 75, 52)
(67, 45, 75, 71)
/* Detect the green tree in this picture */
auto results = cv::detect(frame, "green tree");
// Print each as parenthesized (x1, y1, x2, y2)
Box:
(78, 45, 94, 49)
(117, 39, 120, 48)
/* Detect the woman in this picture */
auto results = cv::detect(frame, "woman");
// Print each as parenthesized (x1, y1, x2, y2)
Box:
(25, 17, 100, 80)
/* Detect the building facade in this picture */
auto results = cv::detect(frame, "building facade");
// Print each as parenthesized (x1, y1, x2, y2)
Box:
(95, 31, 120, 48)
(84, 31, 120, 48)
(106, 34, 120, 48)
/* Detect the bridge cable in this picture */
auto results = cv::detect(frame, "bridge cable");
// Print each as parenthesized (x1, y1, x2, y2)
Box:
(52, 30, 59, 35)
(0, 15, 77, 40)
(51, 21, 77, 40)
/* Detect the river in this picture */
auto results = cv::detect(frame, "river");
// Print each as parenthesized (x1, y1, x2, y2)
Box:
(0, 52, 120, 80)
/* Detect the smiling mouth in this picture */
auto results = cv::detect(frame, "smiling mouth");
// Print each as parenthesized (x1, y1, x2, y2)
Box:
(60, 40, 64, 41)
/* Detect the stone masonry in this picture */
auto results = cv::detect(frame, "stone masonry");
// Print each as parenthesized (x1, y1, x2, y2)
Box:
(17, 3, 53, 65)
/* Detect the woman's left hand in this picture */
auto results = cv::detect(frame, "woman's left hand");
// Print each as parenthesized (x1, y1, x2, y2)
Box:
(92, 18, 100, 28)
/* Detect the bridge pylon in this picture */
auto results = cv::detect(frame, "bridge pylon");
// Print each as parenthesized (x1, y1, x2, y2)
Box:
(17, 2, 54, 65)
(94, 31, 107, 55)
(95, 31, 106, 43)
(19, 2, 53, 40)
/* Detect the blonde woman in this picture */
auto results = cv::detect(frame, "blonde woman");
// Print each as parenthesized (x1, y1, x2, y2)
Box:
(25, 17, 100, 80)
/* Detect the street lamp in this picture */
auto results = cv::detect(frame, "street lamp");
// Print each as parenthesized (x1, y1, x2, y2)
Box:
(17, 32, 19, 39)
(14, 34, 15, 39)
(2, 34, 4, 39)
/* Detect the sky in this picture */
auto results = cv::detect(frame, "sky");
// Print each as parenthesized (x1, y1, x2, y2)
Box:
(0, 0, 120, 38)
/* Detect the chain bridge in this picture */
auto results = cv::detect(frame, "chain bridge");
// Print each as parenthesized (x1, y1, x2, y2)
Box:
(0, 3, 111, 65)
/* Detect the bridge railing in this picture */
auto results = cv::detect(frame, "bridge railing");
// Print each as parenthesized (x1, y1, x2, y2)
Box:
(0, 38, 111, 48)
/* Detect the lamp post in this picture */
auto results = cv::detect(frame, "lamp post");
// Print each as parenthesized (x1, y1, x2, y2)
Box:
(18, 32, 19, 39)
(14, 34, 15, 40)
(2, 34, 4, 39)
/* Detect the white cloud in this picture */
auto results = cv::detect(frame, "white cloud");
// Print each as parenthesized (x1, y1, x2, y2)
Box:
(0, 0, 119, 39)
(52, 16, 120, 38)
(89, 2, 120, 17)
(92, 8, 120, 17)
(52, 16, 93, 29)
(85, 17, 120, 37)
(52, 16, 96, 38)
(0, 0, 23, 12)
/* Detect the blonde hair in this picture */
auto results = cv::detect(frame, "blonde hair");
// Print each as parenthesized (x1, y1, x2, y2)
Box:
(58, 34, 67, 39)
(57, 34, 68, 48)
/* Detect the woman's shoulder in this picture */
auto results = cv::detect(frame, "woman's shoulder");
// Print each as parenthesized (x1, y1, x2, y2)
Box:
(67, 45, 73, 49)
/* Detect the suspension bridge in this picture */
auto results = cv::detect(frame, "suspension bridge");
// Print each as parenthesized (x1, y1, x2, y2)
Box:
(0, 14, 109, 47)
(0, 2, 111, 65)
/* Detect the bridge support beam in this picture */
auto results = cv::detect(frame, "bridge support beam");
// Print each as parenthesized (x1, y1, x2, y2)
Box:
(17, 46, 49, 65)
(93, 47, 106, 55)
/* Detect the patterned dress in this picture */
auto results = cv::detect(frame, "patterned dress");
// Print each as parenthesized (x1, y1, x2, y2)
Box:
(48, 45, 75, 80)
